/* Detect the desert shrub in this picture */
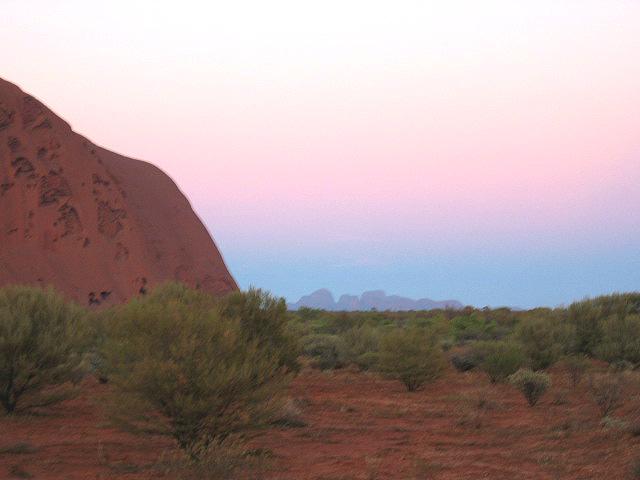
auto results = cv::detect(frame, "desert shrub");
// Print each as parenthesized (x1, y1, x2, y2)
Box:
(631, 458, 640, 479)
(451, 313, 496, 342)
(156, 436, 261, 480)
(0, 286, 88, 414)
(610, 360, 635, 373)
(516, 316, 574, 370)
(100, 288, 289, 457)
(586, 293, 640, 318)
(410, 313, 450, 338)
(454, 389, 497, 429)
(377, 328, 445, 391)
(341, 325, 381, 370)
(508, 369, 551, 406)
(271, 398, 307, 428)
(138, 281, 217, 308)
(222, 287, 300, 372)
(474, 341, 526, 383)
(567, 301, 604, 355)
(589, 372, 623, 417)
(596, 314, 640, 365)
(296, 307, 325, 322)
(0, 442, 39, 454)
(627, 417, 640, 437)
(302, 334, 347, 370)
(320, 312, 363, 334)
(566, 293, 640, 364)
(450, 349, 478, 372)
(562, 354, 589, 386)
(485, 307, 521, 336)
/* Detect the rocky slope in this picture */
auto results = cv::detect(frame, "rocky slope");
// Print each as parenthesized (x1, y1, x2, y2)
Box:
(0, 77, 237, 305)
(289, 289, 463, 311)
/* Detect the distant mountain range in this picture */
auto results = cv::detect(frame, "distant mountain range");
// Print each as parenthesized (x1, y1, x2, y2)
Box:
(288, 289, 463, 311)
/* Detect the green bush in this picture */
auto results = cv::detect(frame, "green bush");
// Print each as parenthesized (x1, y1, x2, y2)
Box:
(302, 334, 347, 370)
(156, 437, 260, 480)
(321, 312, 362, 334)
(100, 286, 289, 457)
(474, 341, 526, 383)
(583, 293, 640, 318)
(296, 307, 325, 322)
(589, 372, 623, 417)
(567, 301, 604, 355)
(450, 349, 478, 372)
(0, 286, 88, 414)
(631, 457, 640, 479)
(341, 325, 381, 370)
(596, 314, 640, 365)
(508, 369, 551, 406)
(516, 316, 574, 370)
(378, 328, 445, 391)
(451, 313, 496, 342)
(222, 287, 300, 372)
(562, 354, 589, 386)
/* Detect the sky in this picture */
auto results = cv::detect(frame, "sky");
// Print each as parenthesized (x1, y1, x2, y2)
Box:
(2, 0, 639, 308)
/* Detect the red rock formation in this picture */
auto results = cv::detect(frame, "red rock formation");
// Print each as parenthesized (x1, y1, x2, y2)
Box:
(0, 77, 237, 305)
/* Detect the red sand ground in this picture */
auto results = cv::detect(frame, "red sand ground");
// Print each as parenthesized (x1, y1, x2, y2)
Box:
(2, 367, 640, 479)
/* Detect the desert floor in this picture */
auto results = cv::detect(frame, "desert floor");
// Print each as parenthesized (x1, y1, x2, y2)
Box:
(2, 366, 639, 479)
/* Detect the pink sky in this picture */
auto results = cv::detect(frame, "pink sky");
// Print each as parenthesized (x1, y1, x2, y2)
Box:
(3, 1, 639, 306)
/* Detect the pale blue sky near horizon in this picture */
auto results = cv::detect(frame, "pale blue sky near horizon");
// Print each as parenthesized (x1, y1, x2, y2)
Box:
(218, 239, 639, 309)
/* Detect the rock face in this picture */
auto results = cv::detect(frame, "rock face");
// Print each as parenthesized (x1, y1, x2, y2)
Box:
(0, 78, 237, 305)
(289, 289, 463, 311)
(290, 288, 336, 310)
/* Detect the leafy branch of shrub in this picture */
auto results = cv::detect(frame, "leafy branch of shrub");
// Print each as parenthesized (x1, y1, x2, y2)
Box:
(508, 369, 551, 406)
(100, 284, 292, 458)
(0, 286, 88, 414)
(378, 328, 445, 392)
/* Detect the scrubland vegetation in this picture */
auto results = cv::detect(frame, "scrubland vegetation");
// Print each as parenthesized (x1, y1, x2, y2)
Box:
(0, 286, 88, 414)
(295, 293, 640, 392)
(1, 283, 296, 477)
(2, 285, 640, 478)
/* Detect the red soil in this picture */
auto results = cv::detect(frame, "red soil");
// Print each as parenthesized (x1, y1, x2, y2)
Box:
(1, 367, 639, 479)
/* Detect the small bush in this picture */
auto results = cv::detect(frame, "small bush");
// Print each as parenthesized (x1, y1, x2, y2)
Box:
(508, 369, 551, 406)
(302, 334, 347, 370)
(627, 418, 640, 437)
(474, 341, 526, 383)
(610, 359, 635, 372)
(563, 355, 589, 386)
(596, 314, 640, 365)
(271, 398, 307, 428)
(567, 301, 604, 355)
(0, 442, 39, 455)
(589, 373, 623, 417)
(377, 328, 445, 391)
(222, 287, 300, 372)
(8, 465, 33, 479)
(454, 389, 497, 429)
(0, 286, 88, 414)
(516, 316, 574, 370)
(451, 313, 497, 342)
(101, 285, 290, 457)
(341, 325, 381, 370)
(600, 415, 628, 432)
(156, 437, 257, 480)
(450, 350, 478, 372)
(631, 457, 640, 479)
(356, 351, 380, 371)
